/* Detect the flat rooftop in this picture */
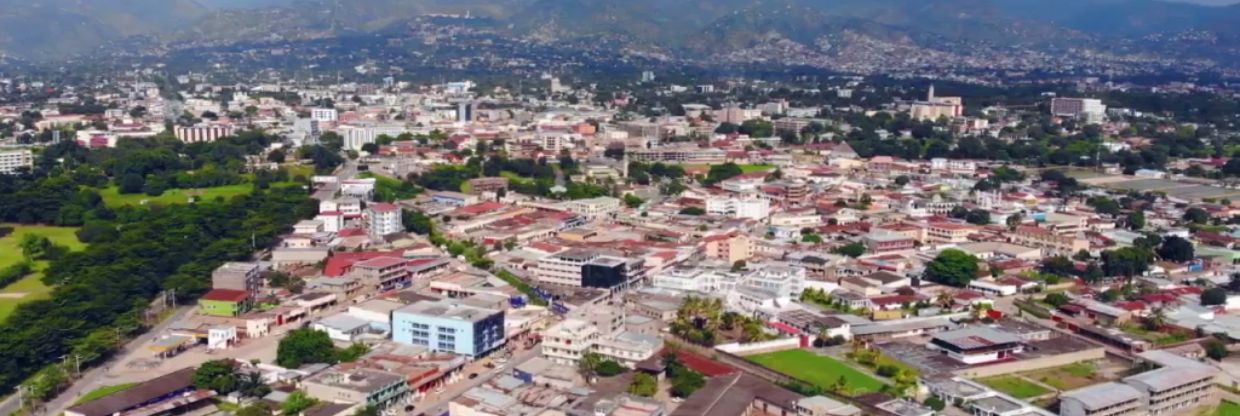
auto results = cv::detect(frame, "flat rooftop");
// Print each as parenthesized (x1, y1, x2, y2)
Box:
(395, 299, 500, 322)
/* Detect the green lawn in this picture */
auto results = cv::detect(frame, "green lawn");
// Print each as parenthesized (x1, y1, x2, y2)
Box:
(1216, 401, 1240, 416)
(979, 376, 1051, 399)
(739, 164, 776, 173)
(98, 184, 257, 207)
(0, 225, 87, 322)
(75, 383, 138, 405)
(747, 349, 884, 394)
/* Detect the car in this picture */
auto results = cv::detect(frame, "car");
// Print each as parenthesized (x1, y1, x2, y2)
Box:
(469, 373, 479, 379)
(404, 405, 415, 412)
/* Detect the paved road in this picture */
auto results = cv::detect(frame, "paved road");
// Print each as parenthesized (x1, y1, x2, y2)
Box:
(312, 159, 357, 201)
(33, 307, 195, 416)
(410, 346, 542, 416)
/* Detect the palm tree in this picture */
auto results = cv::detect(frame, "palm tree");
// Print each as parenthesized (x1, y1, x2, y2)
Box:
(1144, 307, 1167, 331)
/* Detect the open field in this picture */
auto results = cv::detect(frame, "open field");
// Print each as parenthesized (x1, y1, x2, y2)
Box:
(1216, 401, 1239, 416)
(74, 383, 138, 405)
(747, 349, 883, 394)
(98, 184, 256, 207)
(0, 225, 87, 322)
(979, 376, 1051, 399)
(739, 164, 776, 173)
(1025, 362, 1106, 391)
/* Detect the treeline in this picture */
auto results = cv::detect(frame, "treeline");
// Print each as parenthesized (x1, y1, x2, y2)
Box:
(413, 155, 610, 200)
(0, 186, 316, 394)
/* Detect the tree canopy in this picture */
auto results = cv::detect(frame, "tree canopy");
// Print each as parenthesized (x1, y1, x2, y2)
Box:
(923, 249, 980, 287)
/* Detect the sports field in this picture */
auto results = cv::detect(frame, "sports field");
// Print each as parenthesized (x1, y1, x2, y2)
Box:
(0, 225, 87, 322)
(979, 376, 1051, 399)
(747, 349, 883, 394)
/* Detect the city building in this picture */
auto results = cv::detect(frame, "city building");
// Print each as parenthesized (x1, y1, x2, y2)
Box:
(1051, 98, 1107, 123)
(174, 123, 234, 143)
(311, 107, 339, 123)
(302, 367, 409, 409)
(367, 203, 402, 240)
(211, 262, 262, 295)
(928, 327, 1024, 364)
(1060, 383, 1145, 416)
(563, 197, 621, 219)
(0, 148, 33, 174)
(392, 300, 505, 357)
(199, 289, 251, 317)
(706, 197, 770, 220)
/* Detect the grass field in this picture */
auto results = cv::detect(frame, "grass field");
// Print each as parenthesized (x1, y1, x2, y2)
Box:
(1216, 401, 1240, 416)
(1026, 362, 1103, 391)
(98, 183, 256, 207)
(979, 376, 1051, 399)
(747, 349, 884, 394)
(75, 383, 138, 405)
(739, 164, 776, 173)
(0, 225, 87, 322)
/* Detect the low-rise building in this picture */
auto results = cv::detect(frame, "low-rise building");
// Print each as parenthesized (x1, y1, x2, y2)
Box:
(303, 367, 409, 409)
(392, 300, 505, 357)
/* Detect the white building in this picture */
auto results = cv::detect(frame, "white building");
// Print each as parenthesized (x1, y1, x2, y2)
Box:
(174, 124, 234, 143)
(706, 197, 770, 220)
(311, 107, 339, 123)
(0, 149, 33, 174)
(651, 267, 739, 294)
(367, 203, 402, 239)
(1050, 98, 1107, 123)
(339, 123, 406, 151)
(562, 197, 620, 219)
(542, 319, 600, 367)
(741, 263, 807, 298)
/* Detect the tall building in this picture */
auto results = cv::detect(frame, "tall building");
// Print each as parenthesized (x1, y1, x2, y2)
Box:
(366, 203, 402, 239)
(909, 85, 963, 121)
(310, 107, 338, 123)
(0, 149, 33, 174)
(174, 124, 234, 143)
(391, 299, 505, 357)
(1051, 98, 1107, 123)
(211, 262, 262, 295)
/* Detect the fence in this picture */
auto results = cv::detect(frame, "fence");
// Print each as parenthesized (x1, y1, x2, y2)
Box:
(715, 338, 802, 356)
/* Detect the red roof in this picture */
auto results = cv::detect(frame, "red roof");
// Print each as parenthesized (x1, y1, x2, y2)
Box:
(339, 228, 368, 237)
(370, 203, 399, 213)
(766, 321, 802, 335)
(671, 350, 735, 377)
(202, 289, 249, 302)
(455, 201, 506, 216)
(323, 250, 406, 276)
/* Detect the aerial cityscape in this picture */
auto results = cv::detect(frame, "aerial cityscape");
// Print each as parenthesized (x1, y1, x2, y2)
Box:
(5, 1, 1240, 416)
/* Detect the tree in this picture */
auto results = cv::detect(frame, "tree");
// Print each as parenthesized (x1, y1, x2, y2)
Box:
(594, 360, 625, 377)
(965, 209, 991, 225)
(894, 175, 910, 186)
(731, 260, 747, 272)
(118, 173, 145, 194)
(194, 360, 239, 395)
(402, 209, 434, 235)
(236, 404, 274, 416)
(1143, 308, 1167, 331)
(627, 372, 657, 397)
(623, 194, 644, 208)
(679, 207, 706, 216)
(1184, 207, 1211, 224)
(1205, 339, 1229, 360)
(802, 234, 823, 243)
(1202, 288, 1228, 306)
(282, 391, 317, 415)
(925, 396, 946, 411)
(277, 328, 338, 369)
(702, 163, 743, 185)
(1127, 210, 1146, 230)
(1044, 292, 1071, 307)
(670, 369, 706, 398)
(336, 343, 370, 362)
(1041, 256, 1075, 276)
(1157, 236, 1195, 263)
(1101, 247, 1153, 278)
(924, 249, 980, 287)
(267, 149, 286, 163)
(579, 352, 603, 377)
(831, 242, 866, 258)
(19, 234, 52, 260)
(1006, 212, 1024, 229)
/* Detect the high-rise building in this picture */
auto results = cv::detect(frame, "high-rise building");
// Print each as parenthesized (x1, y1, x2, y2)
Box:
(174, 124, 234, 143)
(367, 203, 402, 239)
(0, 149, 33, 174)
(310, 107, 338, 122)
(1051, 98, 1107, 123)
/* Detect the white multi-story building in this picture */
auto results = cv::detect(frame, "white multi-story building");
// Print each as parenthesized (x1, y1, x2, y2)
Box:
(339, 123, 406, 151)
(706, 197, 770, 220)
(310, 107, 338, 123)
(366, 203, 402, 239)
(1051, 98, 1107, 123)
(741, 263, 807, 298)
(534, 249, 597, 287)
(541, 319, 600, 367)
(0, 149, 33, 174)
(174, 124, 234, 143)
(563, 197, 621, 219)
(651, 267, 738, 294)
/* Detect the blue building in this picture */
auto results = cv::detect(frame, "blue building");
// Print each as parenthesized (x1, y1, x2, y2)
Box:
(392, 299, 505, 357)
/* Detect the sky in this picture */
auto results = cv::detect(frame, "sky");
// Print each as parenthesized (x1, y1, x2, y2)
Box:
(1168, 0, 1240, 4)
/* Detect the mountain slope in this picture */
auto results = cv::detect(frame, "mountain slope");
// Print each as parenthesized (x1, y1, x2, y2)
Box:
(0, 0, 206, 57)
